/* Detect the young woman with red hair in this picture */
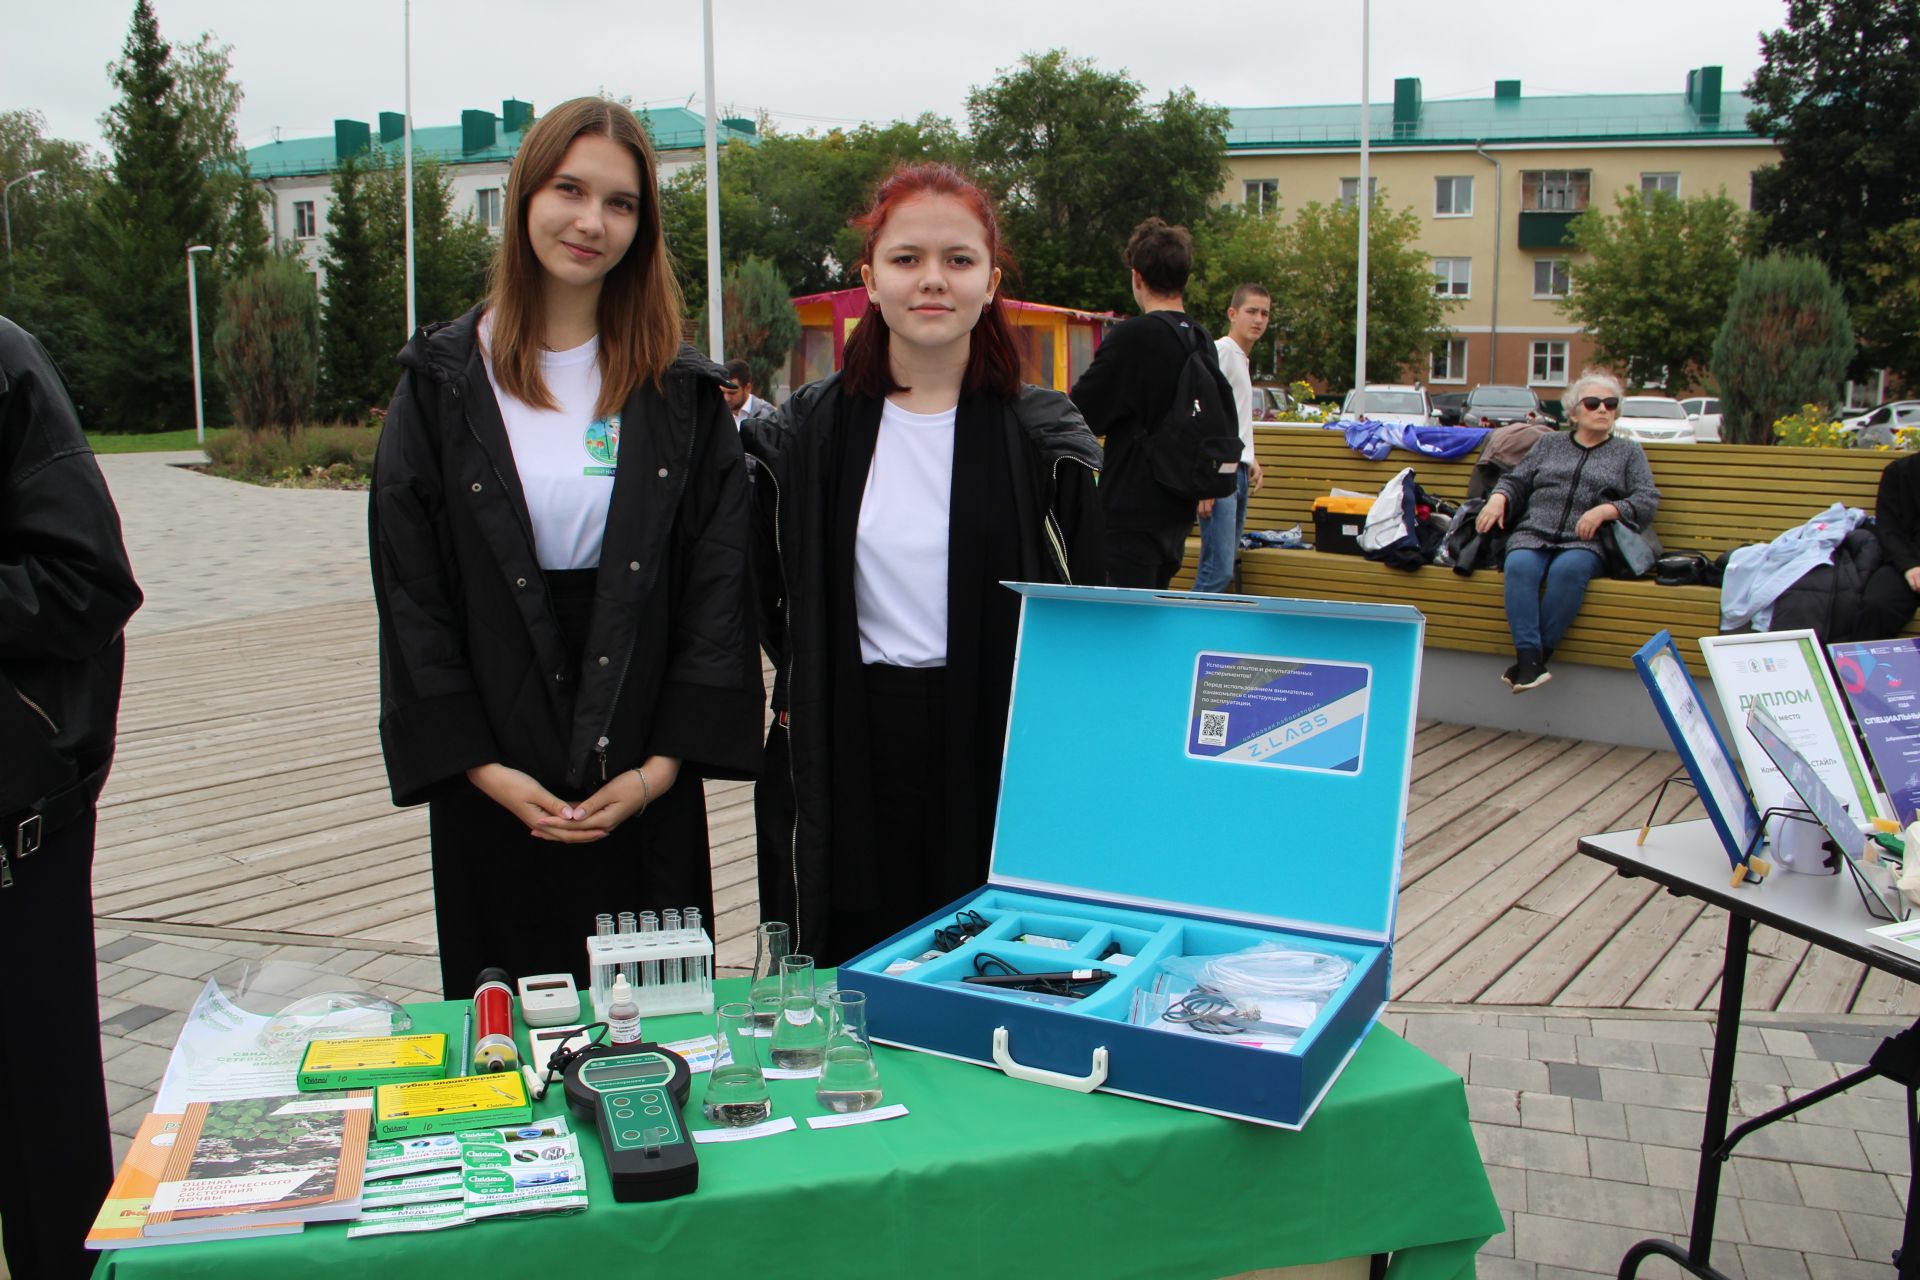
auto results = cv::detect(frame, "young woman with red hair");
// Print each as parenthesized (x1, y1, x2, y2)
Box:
(743, 163, 1104, 965)
(370, 97, 764, 994)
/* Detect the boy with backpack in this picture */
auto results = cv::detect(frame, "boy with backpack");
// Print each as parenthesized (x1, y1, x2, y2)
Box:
(1071, 218, 1241, 589)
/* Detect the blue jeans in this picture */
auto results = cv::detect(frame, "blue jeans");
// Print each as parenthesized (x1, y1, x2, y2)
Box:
(1503, 546, 1602, 656)
(1194, 464, 1250, 593)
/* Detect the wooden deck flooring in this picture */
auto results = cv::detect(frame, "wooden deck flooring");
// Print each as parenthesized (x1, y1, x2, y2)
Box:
(95, 598, 1920, 1015)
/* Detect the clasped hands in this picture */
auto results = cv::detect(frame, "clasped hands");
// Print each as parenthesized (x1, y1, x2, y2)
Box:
(1474, 494, 1619, 541)
(466, 757, 680, 843)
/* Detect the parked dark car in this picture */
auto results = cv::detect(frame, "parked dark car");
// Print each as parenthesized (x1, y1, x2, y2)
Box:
(1464, 385, 1548, 428)
(1430, 391, 1469, 425)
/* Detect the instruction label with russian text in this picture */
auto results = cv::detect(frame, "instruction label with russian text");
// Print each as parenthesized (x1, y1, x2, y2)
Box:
(1186, 652, 1369, 773)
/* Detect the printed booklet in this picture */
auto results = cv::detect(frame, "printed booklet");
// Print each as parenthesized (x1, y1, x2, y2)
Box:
(143, 1092, 371, 1233)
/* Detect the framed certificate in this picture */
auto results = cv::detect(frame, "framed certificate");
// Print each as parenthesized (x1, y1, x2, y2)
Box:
(1698, 631, 1886, 827)
(1634, 632, 1762, 869)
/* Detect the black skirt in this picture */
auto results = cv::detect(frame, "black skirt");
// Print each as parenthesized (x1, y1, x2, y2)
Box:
(427, 568, 715, 997)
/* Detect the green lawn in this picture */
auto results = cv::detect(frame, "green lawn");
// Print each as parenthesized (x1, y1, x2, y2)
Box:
(86, 428, 229, 454)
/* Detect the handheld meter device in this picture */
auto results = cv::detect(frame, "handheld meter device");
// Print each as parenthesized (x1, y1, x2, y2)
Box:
(562, 1043, 697, 1202)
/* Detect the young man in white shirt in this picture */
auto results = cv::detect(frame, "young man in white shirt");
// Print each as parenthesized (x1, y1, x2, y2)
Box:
(722, 358, 773, 426)
(1193, 284, 1270, 593)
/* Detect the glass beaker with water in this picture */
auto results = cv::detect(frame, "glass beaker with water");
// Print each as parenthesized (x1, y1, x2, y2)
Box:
(769, 954, 827, 1071)
(702, 1002, 772, 1127)
(816, 990, 883, 1113)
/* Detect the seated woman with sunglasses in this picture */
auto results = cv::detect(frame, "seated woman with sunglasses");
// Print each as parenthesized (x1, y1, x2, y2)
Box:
(1474, 369, 1659, 692)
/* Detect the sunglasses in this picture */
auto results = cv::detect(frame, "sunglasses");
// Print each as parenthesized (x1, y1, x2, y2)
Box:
(1578, 396, 1621, 411)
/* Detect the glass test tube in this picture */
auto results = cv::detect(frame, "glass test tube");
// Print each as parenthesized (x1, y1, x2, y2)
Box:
(639, 911, 659, 990)
(662, 909, 684, 987)
(617, 911, 639, 988)
(591, 913, 616, 1012)
(684, 908, 708, 995)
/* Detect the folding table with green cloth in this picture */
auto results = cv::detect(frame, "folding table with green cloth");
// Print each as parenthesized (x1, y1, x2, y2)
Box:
(94, 979, 1501, 1280)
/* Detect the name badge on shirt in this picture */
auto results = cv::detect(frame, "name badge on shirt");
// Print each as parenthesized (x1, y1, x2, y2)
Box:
(583, 415, 621, 477)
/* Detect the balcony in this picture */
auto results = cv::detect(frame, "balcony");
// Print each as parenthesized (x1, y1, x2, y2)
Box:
(1518, 210, 1580, 249)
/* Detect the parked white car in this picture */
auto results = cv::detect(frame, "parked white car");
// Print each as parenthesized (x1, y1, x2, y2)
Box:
(1339, 384, 1434, 427)
(1839, 400, 1920, 440)
(1611, 396, 1696, 445)
(1679, 396, 1722, 443)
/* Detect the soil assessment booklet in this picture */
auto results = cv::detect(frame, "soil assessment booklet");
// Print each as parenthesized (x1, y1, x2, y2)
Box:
(144, 1091, 372, 1231)
(87, 1112, 304, 1250)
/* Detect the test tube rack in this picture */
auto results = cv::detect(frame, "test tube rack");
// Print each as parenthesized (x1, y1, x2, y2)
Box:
(586, 926, 715, 1020)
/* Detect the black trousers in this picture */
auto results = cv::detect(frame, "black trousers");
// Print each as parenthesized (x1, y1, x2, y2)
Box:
(821, 664, 952, 967)
(1858, 563, 1920, 641)
(1106, 525, 1187, 590)
(0, 809, 113, 1279)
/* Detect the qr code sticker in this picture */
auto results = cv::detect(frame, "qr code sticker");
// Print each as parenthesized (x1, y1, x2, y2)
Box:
(1198, 709, 1229, 747)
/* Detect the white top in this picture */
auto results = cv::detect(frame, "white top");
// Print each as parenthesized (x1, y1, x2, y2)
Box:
(855, 399, 956, 667)
(1215, 337, 1256, 464)
(479, 313, 620, 571)
(731, 393, 773, 427)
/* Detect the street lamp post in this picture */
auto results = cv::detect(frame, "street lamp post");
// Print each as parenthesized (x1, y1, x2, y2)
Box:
(702, 0, 724, 361)
(4, 168, 46, 262)
(1353, 0, 1371, 395)
(187, 245, 213, 446)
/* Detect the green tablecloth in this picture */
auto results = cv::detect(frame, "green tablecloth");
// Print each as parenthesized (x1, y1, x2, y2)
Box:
(96, 982, 1501, 1280)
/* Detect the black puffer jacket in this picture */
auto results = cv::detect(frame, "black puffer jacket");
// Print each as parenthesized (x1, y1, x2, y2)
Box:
(741, 375, 1102, 949)
(0, 317, 142, 803)
(370, 306, 765, 806)
(1771, 525, 1890, 644)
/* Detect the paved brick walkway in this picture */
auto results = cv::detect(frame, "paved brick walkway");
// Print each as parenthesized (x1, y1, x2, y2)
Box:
(11, 451, 1913, 1279)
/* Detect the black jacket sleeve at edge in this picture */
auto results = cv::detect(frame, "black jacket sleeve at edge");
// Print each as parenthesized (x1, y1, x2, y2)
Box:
(647, 384, 766, 781)
(368, 370, 502, 806)
(1068, 327, 1127, 435)
(1055, 459, 1106, 586)
(1878, 457, 1920, 574)
(0, 328, 142, 661)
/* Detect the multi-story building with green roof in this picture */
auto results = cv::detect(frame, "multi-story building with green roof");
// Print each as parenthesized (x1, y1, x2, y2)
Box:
(1222, 66, 1778, 399)
(244, 99, 755, 291)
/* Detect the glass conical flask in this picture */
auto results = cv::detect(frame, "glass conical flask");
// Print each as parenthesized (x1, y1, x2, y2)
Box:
(749, 922, 791, 1032)
(702, 1002, 772, 1126)
(768, 953, 826, 1071)
(816, 990, 882, 1112)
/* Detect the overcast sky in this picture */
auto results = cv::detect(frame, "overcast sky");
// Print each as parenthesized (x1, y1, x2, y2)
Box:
(10, 0, 1790, 159)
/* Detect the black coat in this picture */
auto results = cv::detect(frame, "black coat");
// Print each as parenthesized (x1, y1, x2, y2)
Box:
(369, 307, 765, 806)
(741, 376, 1102, 954)
(0, 317, 142, 805)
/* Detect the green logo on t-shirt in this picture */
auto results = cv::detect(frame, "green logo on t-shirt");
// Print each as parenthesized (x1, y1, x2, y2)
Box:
(583, 415, 620, 475)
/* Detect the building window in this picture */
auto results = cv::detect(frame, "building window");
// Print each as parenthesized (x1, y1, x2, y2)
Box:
(1532, 258, 1571, 298)
(293, 200, 317, 239)
(1431, 257, 1471, 298)
(1641, 172, 1681, 199)
(1520, 170, 1591, 212)
(476, 188, 503, 229)
(1338, 176, 1379, 207)
(1530, 341, 1569, 386)
(1243, 179, 1278, 216)
(1434, 175, 1474, 217)
(1430, 338, 1468, 384)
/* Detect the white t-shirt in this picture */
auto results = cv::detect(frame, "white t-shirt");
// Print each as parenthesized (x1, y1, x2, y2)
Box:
(1215, 337, 1257, 465)
(854, 400, 956, 667)
(479, 314, 620, 571)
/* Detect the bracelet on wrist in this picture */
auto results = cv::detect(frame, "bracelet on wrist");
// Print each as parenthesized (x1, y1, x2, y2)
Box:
(630, 766, 651, 814)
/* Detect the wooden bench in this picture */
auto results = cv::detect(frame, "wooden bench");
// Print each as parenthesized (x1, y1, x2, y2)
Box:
(1173, 427, 1912, 676)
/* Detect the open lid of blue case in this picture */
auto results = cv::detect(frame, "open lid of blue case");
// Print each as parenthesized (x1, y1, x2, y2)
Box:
(989, 585, 1424, 943)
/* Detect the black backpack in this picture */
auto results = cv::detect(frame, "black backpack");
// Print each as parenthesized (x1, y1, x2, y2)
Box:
(1144, 312, 1241, 502)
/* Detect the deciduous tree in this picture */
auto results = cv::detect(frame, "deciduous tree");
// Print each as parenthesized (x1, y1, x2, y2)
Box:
(1561, 188, 1748, 392)
(1264, 197, 1453, 395)
(966, 50, 1227, 313)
